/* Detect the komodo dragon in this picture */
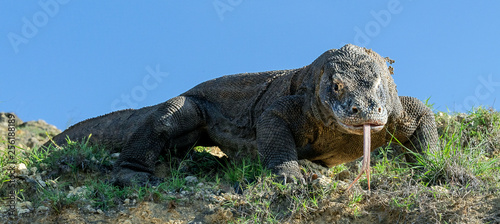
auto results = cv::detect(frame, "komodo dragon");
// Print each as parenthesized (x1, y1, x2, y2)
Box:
(44, 44, 440, 187)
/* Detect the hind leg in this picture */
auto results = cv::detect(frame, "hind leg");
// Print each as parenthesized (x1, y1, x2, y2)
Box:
(113, 96, 205, 186)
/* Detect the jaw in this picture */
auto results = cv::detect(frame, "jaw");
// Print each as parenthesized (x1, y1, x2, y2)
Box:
(337, 121, 385, 135)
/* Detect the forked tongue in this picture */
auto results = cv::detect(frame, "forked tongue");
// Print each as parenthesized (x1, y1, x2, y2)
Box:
(346, 124, 371, 191)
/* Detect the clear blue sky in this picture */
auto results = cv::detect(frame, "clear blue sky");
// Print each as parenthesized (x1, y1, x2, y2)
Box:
(1, 1, 499, 130)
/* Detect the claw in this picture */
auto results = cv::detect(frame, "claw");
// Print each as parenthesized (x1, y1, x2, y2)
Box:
(346, 124, 371, 191)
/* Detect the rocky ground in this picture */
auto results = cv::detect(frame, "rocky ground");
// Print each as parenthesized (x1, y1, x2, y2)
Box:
(0, 113, 61, 151)
(0, 110, 499, 223)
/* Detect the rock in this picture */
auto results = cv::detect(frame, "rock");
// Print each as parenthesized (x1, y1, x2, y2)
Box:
(456, 113, 467, 122)
(337, 170, 351, 181)
(185, 176, 198, 184)
(0, 112, 23, 125)
(130, 193, 139, 199)
(17, 208, 31, 215)
(123, 220, 132, 224)
(0, 113, 61, 153)
(337, 181, 349, 190)
(124, 198, 130, 205)
(27, 137, 41, 149)
(97, 209, 104, 214)
(16, 163, 28, 176)
(223, 194, 232, 200)
(431, 185, 450, 195)
(204, 208, 234, 223)
(16, 201, 33, 215)
(20, 120, 61, 138)
(311, 175, 333, 190)
(67, 186, 89, 198)
(111, 153, 121, 159)
(34, 174, 47, 187)
(17, 201, 33, 209)
(196, 182, 204, 187)
(36, 206, 49, 212)
(83, 204, 96, 213)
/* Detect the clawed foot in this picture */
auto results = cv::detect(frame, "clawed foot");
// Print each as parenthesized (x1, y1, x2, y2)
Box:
(280, 173, 306, 185)
(112, 168, 163, 187)
(274, 161, 306, 185)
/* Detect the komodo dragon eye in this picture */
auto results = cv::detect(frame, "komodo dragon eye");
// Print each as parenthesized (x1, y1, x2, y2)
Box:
(333, 82, 343, 93)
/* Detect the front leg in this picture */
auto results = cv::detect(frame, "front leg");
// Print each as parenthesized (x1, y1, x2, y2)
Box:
(398, 96, 440, 159)
(256, 97, 305, 184)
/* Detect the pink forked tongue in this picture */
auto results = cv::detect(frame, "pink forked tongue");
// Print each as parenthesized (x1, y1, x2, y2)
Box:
(346, 124, 371, 191)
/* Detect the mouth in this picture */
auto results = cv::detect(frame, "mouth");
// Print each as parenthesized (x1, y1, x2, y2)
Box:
(338, 121, 385, 134)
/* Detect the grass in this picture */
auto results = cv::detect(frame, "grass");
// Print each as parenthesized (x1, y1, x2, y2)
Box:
(0, 107, 499, 223)
(414, 107, 500, 188)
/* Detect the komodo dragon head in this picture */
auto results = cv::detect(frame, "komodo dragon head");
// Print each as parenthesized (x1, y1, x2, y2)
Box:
(309, 44, 400, 135)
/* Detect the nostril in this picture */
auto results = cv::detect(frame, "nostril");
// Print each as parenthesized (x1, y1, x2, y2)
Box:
(352, 106, 359, 114)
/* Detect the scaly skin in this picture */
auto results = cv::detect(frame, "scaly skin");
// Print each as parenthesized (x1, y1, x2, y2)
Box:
(44, 44, 440, 186)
